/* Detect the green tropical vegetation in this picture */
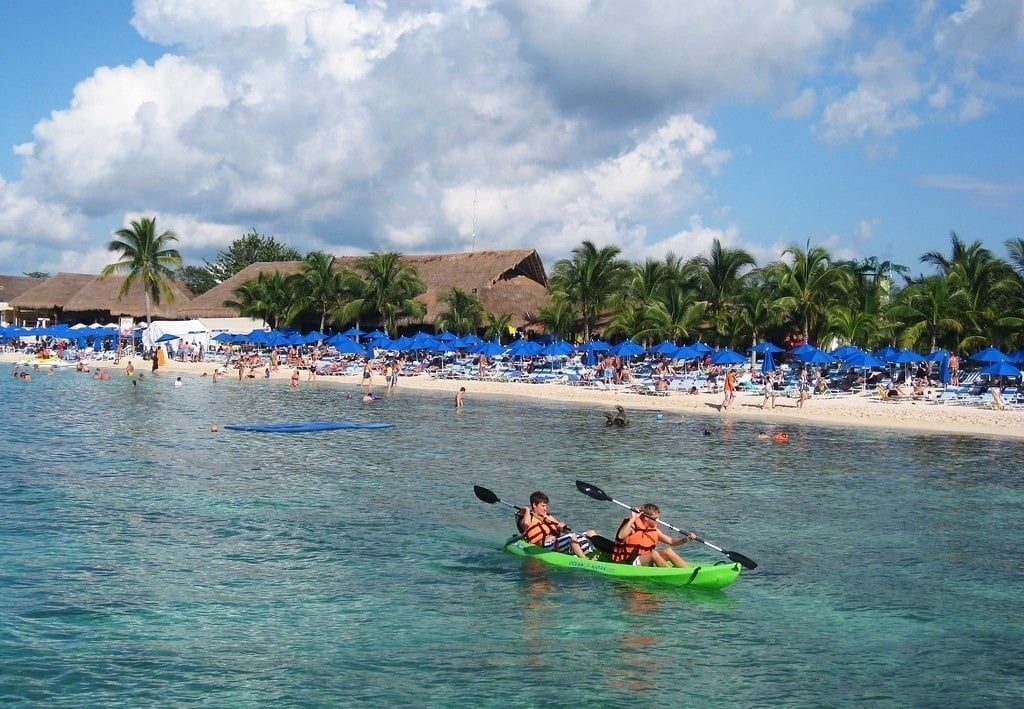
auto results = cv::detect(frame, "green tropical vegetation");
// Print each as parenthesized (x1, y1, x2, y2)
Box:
(100, 219, 1023, 356)
(101, 217, 183, 326)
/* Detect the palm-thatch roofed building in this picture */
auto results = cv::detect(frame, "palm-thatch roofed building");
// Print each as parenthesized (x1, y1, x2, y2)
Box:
(180, 249, 551, 329)
(1, 275, 46, 324)
(64, 276, 194, 321)
(9, 273, 98, 325)
(8, 272, 193, 325)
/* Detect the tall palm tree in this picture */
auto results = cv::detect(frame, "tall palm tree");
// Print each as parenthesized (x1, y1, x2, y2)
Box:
(921, 232, 1017, 346)
(294, 251, 359, 334)
(338, 252, 426, 337)
(687, 238, 756, 340)
(549, 240, 630, 341)
(101, 217, 183, 326)
(606, 259, 676, 344)
(767, 240, 852, 344)
(887, 275, 968, 352)
(435, 287, 486, 334)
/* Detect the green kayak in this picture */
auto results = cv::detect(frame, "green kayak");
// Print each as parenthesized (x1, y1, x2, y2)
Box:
(504, 537, 742, 590)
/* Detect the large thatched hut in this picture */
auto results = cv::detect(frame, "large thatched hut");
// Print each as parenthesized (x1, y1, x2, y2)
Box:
(180, 249, 551, 331)
(9, 273, 193, 326)
(0, 275, 47, 324)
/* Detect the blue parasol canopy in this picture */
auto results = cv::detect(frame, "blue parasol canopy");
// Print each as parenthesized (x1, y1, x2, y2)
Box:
(611, 339, 645, 357)
(749, 341, 784, 354)
(761, 348, 776, 374)
(971, 346, 1009, 363)
(981, 361, 1021, 378)
(710, 348, 747, 365)
(844, 351, 886, 368)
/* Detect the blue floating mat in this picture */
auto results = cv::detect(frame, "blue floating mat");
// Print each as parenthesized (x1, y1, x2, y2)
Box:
(224, 421, 395, 433)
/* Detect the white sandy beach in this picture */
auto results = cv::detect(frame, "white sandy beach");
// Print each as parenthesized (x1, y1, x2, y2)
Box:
(9, 352, 1023, 441)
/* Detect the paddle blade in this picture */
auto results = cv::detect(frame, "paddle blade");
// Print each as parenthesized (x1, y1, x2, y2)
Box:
(575, 480, 612, 502)
(473, 485, 499, 504)
(725, 550, 758, 570)
(589, 535, 617, 554)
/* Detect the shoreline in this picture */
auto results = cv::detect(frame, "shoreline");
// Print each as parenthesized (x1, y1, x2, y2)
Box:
(7, 352, 1024, 441)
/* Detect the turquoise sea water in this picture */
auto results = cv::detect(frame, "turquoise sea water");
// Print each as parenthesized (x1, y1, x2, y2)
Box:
(1, 368, 1022, 707)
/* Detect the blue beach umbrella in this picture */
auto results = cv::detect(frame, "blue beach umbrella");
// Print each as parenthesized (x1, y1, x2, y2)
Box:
(889, 349, 924, 364)
(938, 356, 951, 385)
(709, 349, 747, 366)
(924, 349, 950, 362)
(332, 337, 366, 355)
(340, 327, 366, 338)
(788, 343, 816, 357)
(1009, 349, 1024, 364)
(474, 341, 507, 357)
(874, 345, 900, 361)
(761, 348, 776, 374)
(831, 344, 862, 360)
(749, 341, 784, 354)
(671, 344, 700, 361)
(611, 340, 645, 358)
(650, 341, 680, 355)
(844, 351, 886, 369)
(156, 333, 180, 343)
(971, 346, 1009, 363)
(981, 361, 1021, 378)
(799, 349, 837, 365)
(540, 340, 574, 357)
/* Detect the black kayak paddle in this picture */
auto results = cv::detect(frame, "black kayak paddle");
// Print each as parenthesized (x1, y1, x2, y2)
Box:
(473, 485, 616, 555)
(574, 480, 758, 569)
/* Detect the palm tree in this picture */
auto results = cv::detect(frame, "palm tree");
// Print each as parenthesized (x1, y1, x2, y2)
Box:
(549, 240, 630, 341)
(339, 252, 426, 337)
(532, 296, 578, 342)
(687, 238, 756, 340)
(606, 259, 677, 344)
(294, 251, 359, 334)
(101, 217, 183, 326)
(224, 271, 297, 330)
(483, 312, 513, 343)
(435, 287, 486, 334)
(887, 275, 968, 352)
(767, 240, 852, 344)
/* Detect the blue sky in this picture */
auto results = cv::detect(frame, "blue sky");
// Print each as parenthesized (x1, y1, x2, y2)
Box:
(1, 1, 1022, 278)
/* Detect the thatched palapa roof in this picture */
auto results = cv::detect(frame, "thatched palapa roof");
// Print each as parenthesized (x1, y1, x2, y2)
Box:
(10, 273, 97, 310)
(180, 249, 551, 327)
(64, 276, 194, 319)
(0, 275, 46, 304)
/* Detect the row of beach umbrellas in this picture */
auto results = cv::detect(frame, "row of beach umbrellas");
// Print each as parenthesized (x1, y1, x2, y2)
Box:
(5, 321, 1022, 379)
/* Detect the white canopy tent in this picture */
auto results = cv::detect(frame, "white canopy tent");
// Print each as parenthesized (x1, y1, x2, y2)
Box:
(142, 320, 210, 350)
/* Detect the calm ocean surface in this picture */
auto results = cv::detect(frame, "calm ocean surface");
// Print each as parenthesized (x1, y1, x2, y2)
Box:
(1, 367, 1022, 707)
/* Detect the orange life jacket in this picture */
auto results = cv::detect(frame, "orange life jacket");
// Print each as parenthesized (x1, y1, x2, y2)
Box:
(515, 510, 561, 545)
(611, 517, 660, 562)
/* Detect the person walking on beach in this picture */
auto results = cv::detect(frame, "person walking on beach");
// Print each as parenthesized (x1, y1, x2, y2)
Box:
(798, 370, 810, 408)
(721, 369, 737, 410)
(611, 503, 695, 567)
(949, 354, 960, 386)
(516, 491, 595, 559)
(761, 372, 777, 410)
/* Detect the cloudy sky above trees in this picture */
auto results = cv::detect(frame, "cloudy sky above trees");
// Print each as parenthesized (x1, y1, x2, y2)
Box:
(1, 0, 1022, 277)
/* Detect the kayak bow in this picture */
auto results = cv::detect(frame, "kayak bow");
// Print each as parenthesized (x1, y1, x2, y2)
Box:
(504, 537, 741, 590)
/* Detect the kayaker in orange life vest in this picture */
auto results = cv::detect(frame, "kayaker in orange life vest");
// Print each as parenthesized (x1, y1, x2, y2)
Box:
(516, 491, 596, 559)
(612, 503, 696, 567)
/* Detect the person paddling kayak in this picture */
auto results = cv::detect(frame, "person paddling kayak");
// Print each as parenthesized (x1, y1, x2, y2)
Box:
(611, 503, 695, 567)
(515, 491, 596, 559)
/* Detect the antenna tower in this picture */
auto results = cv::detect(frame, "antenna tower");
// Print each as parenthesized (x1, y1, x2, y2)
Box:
(471, 187, 478, 252)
